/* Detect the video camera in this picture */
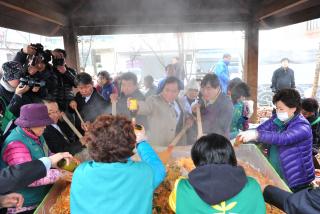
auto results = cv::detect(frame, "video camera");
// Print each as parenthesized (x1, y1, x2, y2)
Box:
(30, 43, 44, 54)
(52, 57, 65, 67)
(29, 43, 52, 66)
(19, 76, 46, 88)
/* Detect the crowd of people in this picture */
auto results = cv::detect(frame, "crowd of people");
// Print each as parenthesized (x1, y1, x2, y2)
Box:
(0, 46, 319, 214)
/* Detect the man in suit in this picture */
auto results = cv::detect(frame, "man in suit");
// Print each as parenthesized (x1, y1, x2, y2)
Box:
(192, 73, 233, 139)
(0, 153, 71, 212)
(137, 77, 192, 146)
(109, 72, 147, 127)
(69, 72, 109, 133)
(43, 100, 83, 155)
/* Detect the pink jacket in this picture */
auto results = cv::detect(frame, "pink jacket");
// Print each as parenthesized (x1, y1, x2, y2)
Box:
(2, 128, 60, 186)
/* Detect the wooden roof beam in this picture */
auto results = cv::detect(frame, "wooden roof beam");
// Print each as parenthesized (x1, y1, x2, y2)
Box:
(72, 12, 249, 27)
(0, 13, 59, 36)
(72, 0, 86, 14)
(260, 4, 320, 29)
(257, 0, 309, 20)
(0, 0, 67, 26)
(75, 21, 246, 36)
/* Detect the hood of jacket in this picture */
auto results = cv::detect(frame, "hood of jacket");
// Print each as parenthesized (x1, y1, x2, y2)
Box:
(188, 164, 247, 205)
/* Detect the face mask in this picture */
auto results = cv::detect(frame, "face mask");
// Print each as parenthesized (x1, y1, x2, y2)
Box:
(224, 60, 230, 66)
(277, 112, 289, 121)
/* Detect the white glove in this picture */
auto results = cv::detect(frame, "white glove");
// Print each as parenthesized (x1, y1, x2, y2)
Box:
(238, 130, 258, 143)
(244, 100, 254, 118)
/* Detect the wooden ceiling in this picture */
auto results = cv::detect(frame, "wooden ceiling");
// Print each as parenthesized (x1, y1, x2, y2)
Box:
(0, 0, 319, 36)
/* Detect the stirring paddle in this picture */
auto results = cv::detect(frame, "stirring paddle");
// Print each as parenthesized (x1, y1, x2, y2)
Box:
(74, 108, 85, 124)
(61, 113, 83, 140)
(158, 125, 190, 164)
(196, 105, 203, 139)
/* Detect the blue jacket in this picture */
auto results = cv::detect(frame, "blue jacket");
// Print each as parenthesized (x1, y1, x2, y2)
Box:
(100, 83, 115, 103)
(213, 60, 229, 94)
(70, 141, 166, 214)
(257, 114, 315, 188)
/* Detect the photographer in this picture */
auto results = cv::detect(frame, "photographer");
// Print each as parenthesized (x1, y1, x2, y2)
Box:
(51, 49, 77, 112)
(1, 83, 32, 135)
(4, 76, 45, 119)
(2, 76, 46, 134)
(0, 61, 24, 116)
(13, 45, 36, 67)
(0, 61, 28, 134)
(14, 44, 58, 101)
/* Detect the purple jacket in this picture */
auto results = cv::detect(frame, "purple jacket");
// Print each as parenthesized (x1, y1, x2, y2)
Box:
(257, 114, 315, 188)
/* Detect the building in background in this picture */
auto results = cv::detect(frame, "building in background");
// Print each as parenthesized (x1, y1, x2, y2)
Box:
(0, 18, 320, 105)
(0, 27, 63, 66)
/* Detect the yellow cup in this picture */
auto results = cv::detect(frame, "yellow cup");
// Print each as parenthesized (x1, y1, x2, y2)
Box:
(128, 98, 138, 111)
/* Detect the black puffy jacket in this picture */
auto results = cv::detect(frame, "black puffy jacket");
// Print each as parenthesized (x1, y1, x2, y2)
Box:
(52, 66, 77, 111)
(13, 50, 59, 100)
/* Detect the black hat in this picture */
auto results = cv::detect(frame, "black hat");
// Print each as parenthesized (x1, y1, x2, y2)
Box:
(2, 61, 23, 81)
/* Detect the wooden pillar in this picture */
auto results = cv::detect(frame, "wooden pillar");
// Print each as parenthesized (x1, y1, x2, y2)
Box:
(63, 26, 80, 71)
(244, 21, 259, 123)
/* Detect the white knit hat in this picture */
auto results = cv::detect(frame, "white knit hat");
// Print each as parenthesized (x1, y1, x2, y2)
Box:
(185, 79, 199, 91)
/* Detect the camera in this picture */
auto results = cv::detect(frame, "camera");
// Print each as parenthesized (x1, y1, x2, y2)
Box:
(19, 76, 46, 88)
(30, 43, 44, 53)
(52, 57, 65, 67)
(29, 43, 52, 66)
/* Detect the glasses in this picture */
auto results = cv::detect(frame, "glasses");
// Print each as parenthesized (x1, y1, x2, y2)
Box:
(48, 111, 60, 115)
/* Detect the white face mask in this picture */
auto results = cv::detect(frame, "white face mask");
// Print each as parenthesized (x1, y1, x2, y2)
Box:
(277, 112, 289, 121)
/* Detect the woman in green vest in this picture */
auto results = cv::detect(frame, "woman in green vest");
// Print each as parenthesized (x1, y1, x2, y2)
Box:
(0, 103, 61, 214)
(169, 133, 266, 214)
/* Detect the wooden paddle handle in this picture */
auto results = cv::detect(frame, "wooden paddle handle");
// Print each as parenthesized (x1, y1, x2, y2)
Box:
(75, 108, 85, 124)
(196, 106, 203, 139)
(168, 125, 189, 147)
(61, 114, 83, 139)
(111, 101, 117, 115)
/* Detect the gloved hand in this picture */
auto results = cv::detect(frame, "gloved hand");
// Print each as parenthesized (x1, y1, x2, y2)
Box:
(237, 130, 258, 143)
(134, 124, 147, 143)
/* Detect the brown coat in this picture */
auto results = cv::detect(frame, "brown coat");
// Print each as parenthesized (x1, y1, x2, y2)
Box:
(138, 95, 187, 147)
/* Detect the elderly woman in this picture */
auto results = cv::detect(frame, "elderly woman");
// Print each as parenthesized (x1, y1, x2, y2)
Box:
(180, 79, 199, 145)
(70, 115, 166, 214)
(0, 153, 72, 213)
(0, 103, 63, 214)
(238, 89, 315, 192)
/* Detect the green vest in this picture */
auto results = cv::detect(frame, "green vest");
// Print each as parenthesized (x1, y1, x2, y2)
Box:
(176, 177, 266, 214)
(0, 108, 16, 133)
(0, 126, 51, 207)
(269, 118, 287, 180)
(311, 117, 320, 126)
